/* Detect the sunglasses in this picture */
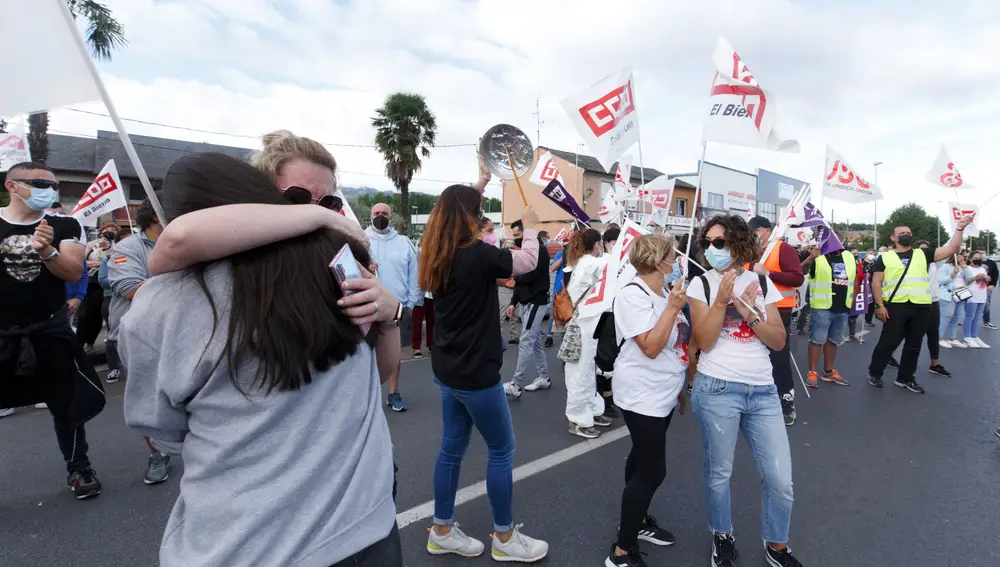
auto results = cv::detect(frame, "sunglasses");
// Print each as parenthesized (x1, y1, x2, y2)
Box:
(282, 186, 339, 210)
(11, 179, 59, 190)
(700, 237, 728, 250)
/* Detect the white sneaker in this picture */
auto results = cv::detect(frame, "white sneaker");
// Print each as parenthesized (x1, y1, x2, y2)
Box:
(951, 339, 968, 348)
(523, 377, 551, 392)
(34, 403, 48, 409)
(0, 408, 14, 418)
(503, 382, 522, 400)
(427, 523, 485, 557)
(491, 524, 548, 563)
(965, 338, 982, 348)
(975, 337, 991, 349)
(938, 339, 952, 349)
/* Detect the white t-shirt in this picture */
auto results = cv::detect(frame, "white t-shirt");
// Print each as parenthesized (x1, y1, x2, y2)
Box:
(687, 270, 781, 386)
(928, 261, 940, 301)
(965, 266, 989, 303)
(613, 278, 690, 418)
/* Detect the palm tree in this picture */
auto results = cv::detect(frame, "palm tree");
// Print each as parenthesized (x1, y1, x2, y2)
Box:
(28, 0, 126, 164)
(371, 92, 437, 235)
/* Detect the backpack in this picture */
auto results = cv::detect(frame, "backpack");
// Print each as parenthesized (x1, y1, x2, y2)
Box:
(594, 282, 649, 373)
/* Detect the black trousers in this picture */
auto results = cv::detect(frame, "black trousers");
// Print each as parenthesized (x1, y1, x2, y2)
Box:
(926, 302, 940, 360)
(617, 409, 674, 551)
(330, 523, 402, 567)
(75, 282, 105, 346)
(865, 300, 876, 325)
(768, 309, 794, 399)
(868, 303, 930, 382)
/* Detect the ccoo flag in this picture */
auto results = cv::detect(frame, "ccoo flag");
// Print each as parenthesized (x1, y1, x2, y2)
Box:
(561, 68, 641, 172)
(71, 160, 128, 227)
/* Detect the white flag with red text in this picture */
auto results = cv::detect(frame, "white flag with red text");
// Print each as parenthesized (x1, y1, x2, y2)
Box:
(702, 38, 799, 153)
(926, 146, 973, 190)
(579, 219, 650, 319)
(947, 202, 980, 238)
(71, 160, 128, 227)
(822, 147, 883, 203)
(614, 155, 636, 200)
(530, 151, 565, 187)
(641, 175, 675, 210)
(599, 191, 624, 224)
(0, 121, 31, 172)
(561, 68, 641, 172)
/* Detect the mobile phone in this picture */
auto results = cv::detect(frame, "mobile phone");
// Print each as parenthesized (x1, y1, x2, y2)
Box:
(329, 243, 371, 336)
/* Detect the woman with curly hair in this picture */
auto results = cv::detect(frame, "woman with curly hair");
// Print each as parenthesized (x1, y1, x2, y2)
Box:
(685, 215, 803, 567)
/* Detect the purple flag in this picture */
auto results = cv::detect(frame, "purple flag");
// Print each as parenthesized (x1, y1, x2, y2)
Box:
(542, 179, 591, 223)
(850, 267, 872, 315)
(792, 202, 844, 256)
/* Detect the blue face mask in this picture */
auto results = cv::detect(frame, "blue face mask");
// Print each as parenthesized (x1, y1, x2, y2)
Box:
(17, 186, 58, 212)
(543, 239, 550, 247)
(705, 246, 733, 271)
(664, 260, 681, 284)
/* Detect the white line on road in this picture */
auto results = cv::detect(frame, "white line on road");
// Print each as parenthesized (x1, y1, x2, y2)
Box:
(396, 426, 630, 529)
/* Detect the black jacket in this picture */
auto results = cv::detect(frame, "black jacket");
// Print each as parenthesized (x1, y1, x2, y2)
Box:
(986, 259, 999, 287)
(511, 238, 550, 306)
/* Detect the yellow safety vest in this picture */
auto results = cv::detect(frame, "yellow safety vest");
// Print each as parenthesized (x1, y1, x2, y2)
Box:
(881, 250, 931, 304)
(809, 251, 856, 309)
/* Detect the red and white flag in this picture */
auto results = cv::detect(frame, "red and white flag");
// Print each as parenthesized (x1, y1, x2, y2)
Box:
(926, 146, 973, 190)
(947, 202, 980, 237)
(641, 175, 675, 209)
(0, 121, 31, 172)
(530, 151, 565, 187)
(71, 160, 128, 227)
(614, 155, 636, 200)
(561, 68, 641, 172)
(821, 146, 882, 204)
(579, 219, 650, 319)
(702, 38, 799, 153)
(599, 191, 624, 224)
(553, 228, 569, 243)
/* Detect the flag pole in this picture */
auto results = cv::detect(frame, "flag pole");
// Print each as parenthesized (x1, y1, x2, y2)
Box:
(681, 141, 708, 287)
(56, 0, 167, 227)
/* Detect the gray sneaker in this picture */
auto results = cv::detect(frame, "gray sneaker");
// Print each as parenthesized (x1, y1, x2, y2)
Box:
(144, 452, 170, 485)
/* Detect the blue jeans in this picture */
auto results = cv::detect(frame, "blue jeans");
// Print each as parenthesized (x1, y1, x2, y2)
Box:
(808, 308, 848, 345)
(433, 380, 515, 532)
(691, 373, 794, 543)
(964, 301, 986, 339)
(512, 303, 549, 388)
(939, 299, 960, 339)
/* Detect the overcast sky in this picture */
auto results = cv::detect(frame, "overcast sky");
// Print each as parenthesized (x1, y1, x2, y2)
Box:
(50, 0, 997, 231)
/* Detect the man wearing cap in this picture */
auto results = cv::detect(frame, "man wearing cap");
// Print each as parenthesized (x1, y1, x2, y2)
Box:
(747, 216, 805, 426)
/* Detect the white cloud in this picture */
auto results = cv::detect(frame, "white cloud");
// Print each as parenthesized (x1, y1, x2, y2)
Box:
(40, 0, 1000, 231)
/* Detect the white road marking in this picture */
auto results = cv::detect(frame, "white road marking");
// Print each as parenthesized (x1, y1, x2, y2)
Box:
(396, 426, 630, 529)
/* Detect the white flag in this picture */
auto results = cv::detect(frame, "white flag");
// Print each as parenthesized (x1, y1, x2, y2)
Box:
(0, 0, 102, 116)
(561, 68, 641, 172)
(639, 175, 675, 209)
(614, 155, 636, 200)
(529, 151, 565, 187)
(822, 147, 882, 204)
(579, 219, 650, 318)
(0, 121, 32, 172)
(71, 160, 128, 227)
(599, 191, 624, 224)
(947, 202, 980, 238)
(702, 38, 799, 152)
(785, 227, 814, 247)
(926, 146, 973, 190)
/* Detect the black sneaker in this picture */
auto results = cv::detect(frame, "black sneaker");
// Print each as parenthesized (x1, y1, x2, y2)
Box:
(868, 375, 883, 388)
(637, 515, 675, 546)
(887, 357, 900, 368)
(508, 337, 519, 345)
(781, 397, 796, 426)
(603, 403, 621, 419)
(764, 543, 803, 567)
(67, 468, 101, 500)
(894, 378, 925, 394)
(544, 336, 554, 348)
(928, 364, 951, 377)
(604, 544, 648, 567)
(711, 533, 739, 567)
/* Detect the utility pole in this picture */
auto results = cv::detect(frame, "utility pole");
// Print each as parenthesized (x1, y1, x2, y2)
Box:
(533, 96, 547, 146)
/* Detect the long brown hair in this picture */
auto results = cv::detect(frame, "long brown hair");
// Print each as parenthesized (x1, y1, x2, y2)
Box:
(418, 184, 482, 293)
(566, 228, 601, 268)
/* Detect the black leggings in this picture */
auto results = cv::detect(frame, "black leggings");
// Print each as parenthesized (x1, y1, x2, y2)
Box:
(329, 523, 402, 567)
(75, 282, 104, 346)
(617, 409, 674, 551)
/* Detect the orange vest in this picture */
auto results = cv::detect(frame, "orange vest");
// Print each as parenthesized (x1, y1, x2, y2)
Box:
(746, 244, 797, 308)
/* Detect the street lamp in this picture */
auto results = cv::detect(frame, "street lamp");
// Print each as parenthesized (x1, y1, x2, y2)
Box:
(873, 161, 882, 250)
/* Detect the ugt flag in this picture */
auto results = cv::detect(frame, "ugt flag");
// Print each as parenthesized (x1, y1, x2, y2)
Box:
(790, 202, 844, 256)
(702, 38, 799, 152)
(561, 68, 641, 172)
(542, 179, 591, 224)
(71, 160, 128, 227)
(822, 147, 883, 204)
(0, 121, 32, 172)
(926, 146, 973, 190)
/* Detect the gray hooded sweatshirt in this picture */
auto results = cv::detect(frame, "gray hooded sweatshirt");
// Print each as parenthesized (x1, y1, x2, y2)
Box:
(119, 263, 395, 567)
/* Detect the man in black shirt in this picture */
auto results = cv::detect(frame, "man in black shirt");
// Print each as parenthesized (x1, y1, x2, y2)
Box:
(504, 225, 550, 398)
(0, 162, 105, 499)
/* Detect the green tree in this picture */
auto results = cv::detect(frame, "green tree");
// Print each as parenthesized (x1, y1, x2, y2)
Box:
(968, 229, 997, 253)
(371, 92, 437, 236)
(878, 203, 949, 248)
(28, 1, 127, 164)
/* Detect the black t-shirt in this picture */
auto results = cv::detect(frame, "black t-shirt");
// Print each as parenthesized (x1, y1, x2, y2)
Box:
(432, 241, 513, 390)
(810, 253, 851, 314)
(872, 248, 936, 307)
(0, 211, 85, 327)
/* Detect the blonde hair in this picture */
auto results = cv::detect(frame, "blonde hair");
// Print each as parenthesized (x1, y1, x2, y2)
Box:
(250, 130, 338, 181)
(629, 234, 675, 274)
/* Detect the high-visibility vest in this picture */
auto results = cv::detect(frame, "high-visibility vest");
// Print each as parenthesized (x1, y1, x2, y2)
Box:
(761, 243, 797, 308)
(881, 250, 931, 304)
(809, 251, 856, 309)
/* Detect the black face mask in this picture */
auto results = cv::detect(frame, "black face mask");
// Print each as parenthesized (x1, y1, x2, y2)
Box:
(897, 234, 913, 247)
(973, 259, 983, 266)
(372, 216, 390, 231)
(101, 231, 117, 242)
(513, 238, 523, 249)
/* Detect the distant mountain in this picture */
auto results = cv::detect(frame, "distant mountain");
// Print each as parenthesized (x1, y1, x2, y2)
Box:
(340, 186, 389, 197)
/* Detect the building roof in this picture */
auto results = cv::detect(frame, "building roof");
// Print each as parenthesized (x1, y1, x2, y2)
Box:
(47, 131, 252, 179)
(542, 146, 695, 189)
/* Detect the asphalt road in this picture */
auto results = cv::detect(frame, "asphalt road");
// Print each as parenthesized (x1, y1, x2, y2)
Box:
(2, 323, 1000, 567)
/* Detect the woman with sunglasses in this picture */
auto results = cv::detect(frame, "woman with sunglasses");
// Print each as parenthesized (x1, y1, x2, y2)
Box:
(686, 215, 803, 567)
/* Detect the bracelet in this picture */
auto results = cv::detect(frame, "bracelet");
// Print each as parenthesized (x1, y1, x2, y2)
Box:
(392, 302, 403, 324)
(748, 317, 761, 328)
